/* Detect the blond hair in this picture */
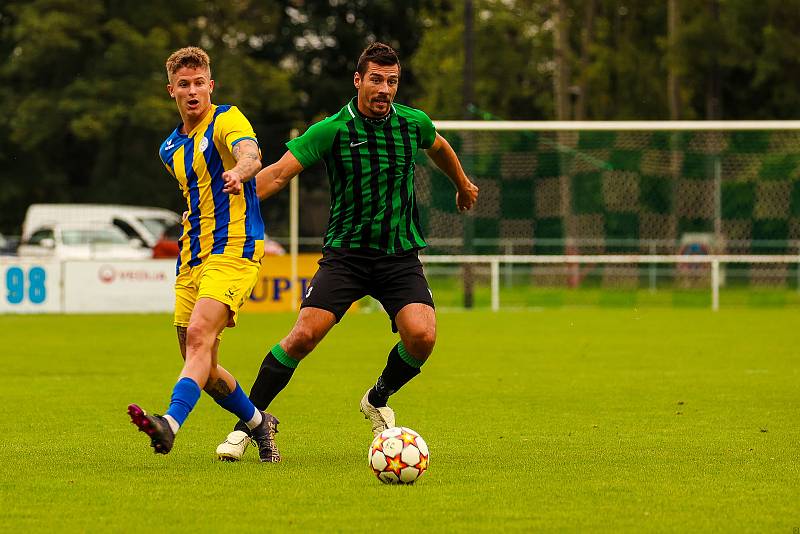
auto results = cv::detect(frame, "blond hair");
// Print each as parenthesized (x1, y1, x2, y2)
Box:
(165, 46, 211, 81)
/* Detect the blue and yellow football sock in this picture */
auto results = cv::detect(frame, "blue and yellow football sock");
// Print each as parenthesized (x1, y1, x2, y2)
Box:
(163, 377, 201, 434)
(368, 342, 424, 408)
(234, 343, 299, 433)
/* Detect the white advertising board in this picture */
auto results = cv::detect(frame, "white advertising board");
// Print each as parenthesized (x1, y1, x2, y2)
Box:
(63, 260, 176, 313)
(0, 258, 62, 313)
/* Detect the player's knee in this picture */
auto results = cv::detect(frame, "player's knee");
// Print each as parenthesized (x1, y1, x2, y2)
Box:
(405, 328, 436, 360)
(185, 323, 215, 352)
(284, 326, 321, 358)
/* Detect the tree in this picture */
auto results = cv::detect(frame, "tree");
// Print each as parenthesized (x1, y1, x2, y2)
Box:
(0, 0, 297, 234)
(676, 0, 800, 119)
(244, 0, 435, 237)
(410, 0, 554, 120)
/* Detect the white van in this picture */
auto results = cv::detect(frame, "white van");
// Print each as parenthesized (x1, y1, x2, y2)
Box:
(17, 222, 152, 260)
(21, 204, 181, 249)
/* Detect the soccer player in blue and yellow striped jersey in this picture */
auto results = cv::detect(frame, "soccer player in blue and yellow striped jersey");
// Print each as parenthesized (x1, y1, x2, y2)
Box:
(127, 46, 279, 462)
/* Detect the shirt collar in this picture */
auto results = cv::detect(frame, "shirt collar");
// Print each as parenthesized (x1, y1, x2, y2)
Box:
(348, 97, 394, 125)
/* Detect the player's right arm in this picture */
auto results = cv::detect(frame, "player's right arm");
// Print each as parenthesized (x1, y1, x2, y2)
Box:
(248, 116, 338, 200)
(426, 133, 479, 212)
(253, 151, 305, 200)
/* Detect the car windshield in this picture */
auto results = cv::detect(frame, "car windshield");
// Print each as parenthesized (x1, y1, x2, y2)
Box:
(138, 217, 171, 238)
(62, 227, 130, 245)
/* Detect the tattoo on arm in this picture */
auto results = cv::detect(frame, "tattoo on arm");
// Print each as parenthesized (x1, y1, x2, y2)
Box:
(232, 141, 260, 162)
(204, 378, 233, 401)
(230, 140, 261, 180)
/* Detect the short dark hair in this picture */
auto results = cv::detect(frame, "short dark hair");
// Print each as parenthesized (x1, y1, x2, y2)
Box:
(356, 42, 400, 76)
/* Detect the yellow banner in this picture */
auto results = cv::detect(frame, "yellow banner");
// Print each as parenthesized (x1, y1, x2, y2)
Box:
(243, 253, 320, 312)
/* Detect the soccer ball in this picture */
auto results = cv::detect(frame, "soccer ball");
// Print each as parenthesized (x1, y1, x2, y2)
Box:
(368, 427, 429, 484)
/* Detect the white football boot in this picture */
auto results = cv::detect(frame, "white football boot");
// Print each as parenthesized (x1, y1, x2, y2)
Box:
(216, 430, 251, 462)
(360, 389, 396, 436)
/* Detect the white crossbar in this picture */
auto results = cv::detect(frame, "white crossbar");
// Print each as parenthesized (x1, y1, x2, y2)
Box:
(433, 120, 800, 131)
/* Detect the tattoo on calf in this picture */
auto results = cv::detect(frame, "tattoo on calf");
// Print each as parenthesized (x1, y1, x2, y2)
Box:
(176, 326, 187, 348)
(205, 378, 232, 401)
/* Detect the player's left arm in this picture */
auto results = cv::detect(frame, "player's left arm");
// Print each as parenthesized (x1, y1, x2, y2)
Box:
(425, 133, 479, 212)
(222, 139, 262, 195)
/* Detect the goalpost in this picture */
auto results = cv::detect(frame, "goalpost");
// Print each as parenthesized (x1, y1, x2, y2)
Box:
(285, 120, 800, 310)
(413, 120, 800, 311)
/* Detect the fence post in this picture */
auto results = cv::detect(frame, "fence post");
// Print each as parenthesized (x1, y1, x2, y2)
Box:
(711, 258, 720, 311)
(491, 259, 500, 311)
(289, 128, 300, 311)
(504, 241, 513, 288)
(649, 242, 657, 292)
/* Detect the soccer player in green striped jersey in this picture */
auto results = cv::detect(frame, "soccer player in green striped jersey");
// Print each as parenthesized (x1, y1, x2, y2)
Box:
(215, 42, 478, 461)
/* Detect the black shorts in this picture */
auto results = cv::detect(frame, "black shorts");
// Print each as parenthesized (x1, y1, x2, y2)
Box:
(301, 247, 435, 332)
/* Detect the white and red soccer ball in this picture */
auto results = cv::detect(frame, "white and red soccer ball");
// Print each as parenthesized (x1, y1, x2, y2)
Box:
(368, 427, 429, 484)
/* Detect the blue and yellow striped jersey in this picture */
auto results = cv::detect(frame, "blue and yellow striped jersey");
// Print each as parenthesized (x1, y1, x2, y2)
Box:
(159, 104, 265, 272)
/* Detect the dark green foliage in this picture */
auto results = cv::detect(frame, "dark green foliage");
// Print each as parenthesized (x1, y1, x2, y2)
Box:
(609, 150, 642, 172)
(572, 172, 604, 214)
(473, 217, 499, 253)
(430, 169, 457, 211)
(640, 175, 672, 214)
(682, 154, 719, 180)
(727, 131, 770, 153)
(721, 182, 755, 219)
(751, 219, 788, 253)
(535, 152, 564, 178)
(534, 217, 564, 253)
(4, 0, 800, 240)
(604, 212, 639, 252)
(758, 154, 800, 181)
(578, 131, 616, 150)
(0, 0, 431, 234)
(501, 180, 534, 219)
(650, 132, 684, 151)
(678, 217, 712, 235)
(791, 181, 800, 216)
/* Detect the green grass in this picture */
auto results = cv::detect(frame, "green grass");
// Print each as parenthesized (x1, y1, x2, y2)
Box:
(1, 309, 799, 532)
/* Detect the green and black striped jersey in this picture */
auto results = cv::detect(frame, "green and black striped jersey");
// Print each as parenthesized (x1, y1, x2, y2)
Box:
(286, 97, 436, 253)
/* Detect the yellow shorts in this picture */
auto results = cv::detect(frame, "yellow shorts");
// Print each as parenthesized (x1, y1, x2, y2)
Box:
(173, 255, 261, 333)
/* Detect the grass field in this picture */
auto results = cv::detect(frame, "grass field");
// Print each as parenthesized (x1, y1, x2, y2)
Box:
(1, 309, 799, 532)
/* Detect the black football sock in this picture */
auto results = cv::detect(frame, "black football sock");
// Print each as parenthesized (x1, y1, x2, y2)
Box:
(233, 343, 299, 433)
(368, 342, 424, 408)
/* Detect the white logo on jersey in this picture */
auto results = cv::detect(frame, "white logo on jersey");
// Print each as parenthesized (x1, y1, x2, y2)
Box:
(198, 137, 209, 152)
(350, 140, 367, 148)
(305, 286, 313, 298)
(165, 139, 175, 151)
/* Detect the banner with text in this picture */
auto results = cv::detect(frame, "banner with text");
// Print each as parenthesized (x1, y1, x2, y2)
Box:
(0, 255, 340, 314)
(63, 260, 176, 313)
(0, 258, 62, 313)
(246, 253, 322, 312)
